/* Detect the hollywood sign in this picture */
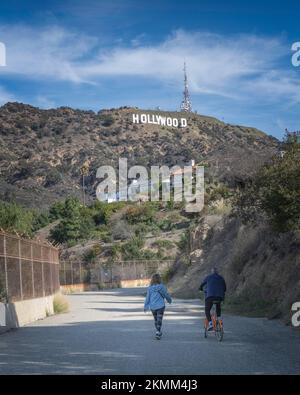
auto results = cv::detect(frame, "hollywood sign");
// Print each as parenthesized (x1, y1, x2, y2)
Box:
(132, 113, 187, 128)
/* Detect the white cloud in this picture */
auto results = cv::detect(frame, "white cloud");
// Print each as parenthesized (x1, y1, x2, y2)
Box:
(35, 95, 56, 109)
(0, 86, 15, 105)
(0, 24, 97, 83)
(79, 30, 300, 103)
(0, 25, 299, 105)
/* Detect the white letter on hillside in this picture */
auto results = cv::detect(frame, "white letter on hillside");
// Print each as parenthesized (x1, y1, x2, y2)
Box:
(132, 114, 139, 123)
(180, 118, 187, 128)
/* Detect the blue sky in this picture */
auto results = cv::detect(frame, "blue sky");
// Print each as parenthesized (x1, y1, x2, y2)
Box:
(0, 0, 299, 139)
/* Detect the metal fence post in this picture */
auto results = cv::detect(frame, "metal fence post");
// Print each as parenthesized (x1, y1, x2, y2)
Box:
(3, 234, 8, 298)
(71, 261, 73, 285)
(18, 239, 23, 300)
(50, 254, 53, 295)
(64, 261, 66, 286)
(41, 248, 45, 297)
(31, 244, 35, 298)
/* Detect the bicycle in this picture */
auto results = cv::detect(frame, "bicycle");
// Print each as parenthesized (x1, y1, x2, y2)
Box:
(204, 301, 224, 342)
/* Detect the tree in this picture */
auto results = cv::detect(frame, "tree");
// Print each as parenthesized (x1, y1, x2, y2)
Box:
(235, 134, 300, 232)
(49, 197, 95, 245)
(50, 198, 82, 244)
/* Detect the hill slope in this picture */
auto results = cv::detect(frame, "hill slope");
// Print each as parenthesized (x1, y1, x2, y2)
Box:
(0, 102, 278, 208)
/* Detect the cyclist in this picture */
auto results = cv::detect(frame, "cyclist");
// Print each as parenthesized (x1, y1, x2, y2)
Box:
(199, 267, 226, 331)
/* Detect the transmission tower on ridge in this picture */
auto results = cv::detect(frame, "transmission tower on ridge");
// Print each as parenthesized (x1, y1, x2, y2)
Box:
(180, 62, 192, 112)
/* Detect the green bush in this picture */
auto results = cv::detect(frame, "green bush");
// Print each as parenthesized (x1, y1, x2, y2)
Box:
(124, 204, 156, 225)
(177, 230, 190, 253)
(91, 201, 126, 225)
(152, 239, 174, 249)
(53, 294, 69, 314)
(84, 244, 101, 263)
(235, 135, 300, 232)
(0, 201, 34, 236)
(99, 113, 115, 127)
(44, 168, 62, 187)
(121, 236, 145, 260)
(111, 220, 133, 240)
(158, 218, 174, 231)
(32, 211, 51, 232)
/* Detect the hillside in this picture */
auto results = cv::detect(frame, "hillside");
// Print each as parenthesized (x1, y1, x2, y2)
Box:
(0, 102, 278, 209)
(0, 102, 298, 325)
(168, 214, 300, 323)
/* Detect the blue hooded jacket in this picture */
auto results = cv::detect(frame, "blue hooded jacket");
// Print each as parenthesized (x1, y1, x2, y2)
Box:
(144, 283, 172, 311)
(199, 273, 226, 300)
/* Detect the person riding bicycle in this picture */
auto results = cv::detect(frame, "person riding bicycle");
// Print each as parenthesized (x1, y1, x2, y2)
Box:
(199, 267, 226, 331)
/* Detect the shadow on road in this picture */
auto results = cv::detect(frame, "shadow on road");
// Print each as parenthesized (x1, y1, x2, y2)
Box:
(0, 290, 300, 375)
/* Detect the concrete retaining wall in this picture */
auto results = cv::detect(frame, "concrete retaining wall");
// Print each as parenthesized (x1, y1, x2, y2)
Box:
(120, 279, 150, 288)
(61, 283, 91, 294)
(0, 295, 56, 334)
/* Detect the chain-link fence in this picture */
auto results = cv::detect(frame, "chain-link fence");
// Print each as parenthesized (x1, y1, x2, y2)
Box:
(59, 261, 90, 286)
(59, 259, 173, 287)
(0, 232, 60, 302)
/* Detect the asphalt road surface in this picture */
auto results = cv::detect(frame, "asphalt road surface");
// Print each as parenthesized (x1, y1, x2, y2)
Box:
(0, 288, 300, 374)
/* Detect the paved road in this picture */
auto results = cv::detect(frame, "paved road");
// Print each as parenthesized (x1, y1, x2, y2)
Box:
(0, 288, 300, 374)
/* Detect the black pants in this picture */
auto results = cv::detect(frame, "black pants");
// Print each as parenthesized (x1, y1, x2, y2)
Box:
(151, 307, 165, 332)
(205, 297, 222, 321)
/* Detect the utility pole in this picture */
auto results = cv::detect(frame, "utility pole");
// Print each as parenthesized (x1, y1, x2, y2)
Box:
(80, 161, 90, 207)
(180, 61, 192, 112)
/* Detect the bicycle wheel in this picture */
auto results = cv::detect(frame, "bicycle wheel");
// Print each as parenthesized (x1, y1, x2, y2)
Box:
(215, 320, 224, 342)
(204, 319, 208, 338)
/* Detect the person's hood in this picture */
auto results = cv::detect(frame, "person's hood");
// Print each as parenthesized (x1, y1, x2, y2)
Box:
(150, 284, 164, 291)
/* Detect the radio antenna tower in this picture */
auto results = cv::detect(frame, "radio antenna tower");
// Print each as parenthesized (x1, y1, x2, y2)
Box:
(180, 61, 192, 112)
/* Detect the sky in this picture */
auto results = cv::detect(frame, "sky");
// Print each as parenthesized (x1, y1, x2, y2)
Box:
(0, 0, 299, 139)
